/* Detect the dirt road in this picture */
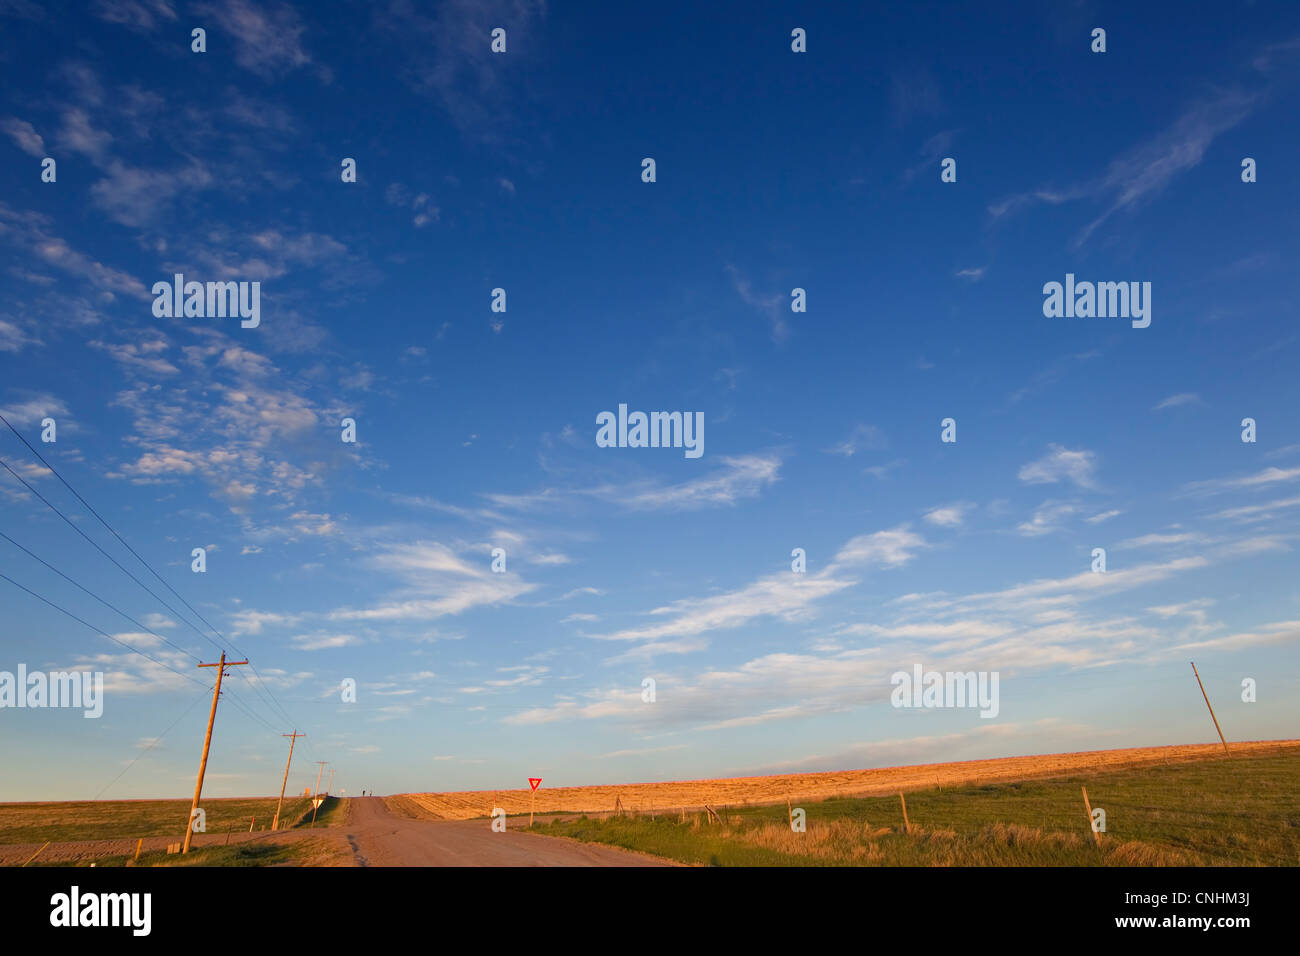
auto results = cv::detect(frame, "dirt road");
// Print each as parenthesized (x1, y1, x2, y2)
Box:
(0, 798, 668, 866)
(342, 797, 667, 866)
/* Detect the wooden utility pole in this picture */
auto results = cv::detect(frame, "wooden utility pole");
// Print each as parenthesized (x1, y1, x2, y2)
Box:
(899, 792, 911, 834)
(1190, 661, 1230, 754)
(272, 731, 305, 831)
(182, 652, 247, 853)
(327, 767, 336, 795)
(310, 761, 328, 826)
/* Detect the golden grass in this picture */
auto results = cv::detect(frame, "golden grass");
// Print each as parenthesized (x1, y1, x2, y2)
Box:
(395, 739, 1300, 820)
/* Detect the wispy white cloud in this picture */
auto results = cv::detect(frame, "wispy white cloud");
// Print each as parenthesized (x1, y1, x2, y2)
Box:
(291, 633, 361, 651)
(1018, 445, 1097, 489)
(597, 743, 687, 759)
(91, 159, 214, 228)
(591, 526, 926, 647)
(92, 0, 177, 32)
(0, 393, 68, 427)
(864, 459, 905, 480)
(902, 128, 955, 183)
(57, 107, 112, 159)
(229, 609, 302, 637)
(825, 424, 885, 457)
(989, 87, 1260, 246)
(1184, 466, 1300, 495)
(193, 0, 312, 78)
(591, 572, 856, 644)
(0, 204, 149, 300)
(325, 541, 537, 623)
(829, 527, 928, 570)
(1209, 496, 1300, 523)
(1114, 531, 1207, 550)
(612, 454, 782, 511)
(1, 117, 45, 156)
(1085, 510, 1122, 524)
(726, 265, 789, 343)
(1154, 393, 1202, 410)
(0, 320, 36, 353)
(379, 0, 546, 138)
(484, 453, 784, 513)
(507, 529, 1284, 734)
(1016, 500, 1076, 537)
(923, 502, 972, 527)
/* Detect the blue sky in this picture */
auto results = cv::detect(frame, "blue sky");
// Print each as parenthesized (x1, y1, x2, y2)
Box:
(2, 0, 1300, 801)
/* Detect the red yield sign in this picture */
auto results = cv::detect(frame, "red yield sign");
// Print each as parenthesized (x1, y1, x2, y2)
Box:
(527, 777, 542, 827)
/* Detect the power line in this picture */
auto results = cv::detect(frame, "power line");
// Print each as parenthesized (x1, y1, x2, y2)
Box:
(1, 413, 235, 647)
(0, 434, 332, 807)
(3, 420, 247, 649)
(0, 527, 203, 665)
(232, 660, 300, 733)
(0, 525, 296, 786)
(0, 469, 298, 735)
(0, 455, 223, 656)
(0, 451, 299, 736)
(0, 570, 205, 688)
(92, 684, 214, 800)
(0, 421, 305, 735)
(222, 684, 283, 734)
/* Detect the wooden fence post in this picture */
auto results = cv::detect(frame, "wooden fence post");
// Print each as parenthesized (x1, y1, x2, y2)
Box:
(22, 842, 50, 867)
(1081, 786, 1102, 847)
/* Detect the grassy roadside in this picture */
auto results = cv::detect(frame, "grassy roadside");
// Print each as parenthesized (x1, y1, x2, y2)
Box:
(147, 834, 349, 866)
(19, 799, 350, 867)
(27, 839, 332, 867)
(1, 794, 348, 846)
(531, 751, 1300, 866)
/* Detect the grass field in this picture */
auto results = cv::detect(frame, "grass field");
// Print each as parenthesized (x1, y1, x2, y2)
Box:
(0, 793, 345, 846)
(529, 749, 1300, 866)
(8, 740, 1299, 867)
(395, 739, 1300, 820)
